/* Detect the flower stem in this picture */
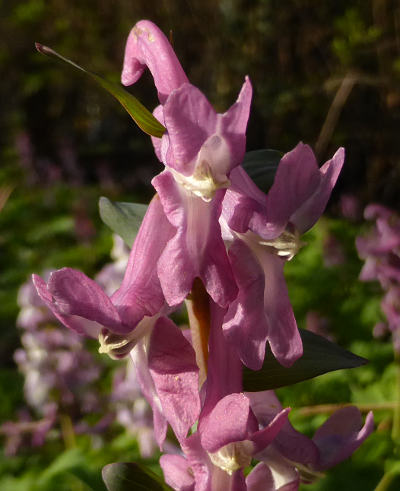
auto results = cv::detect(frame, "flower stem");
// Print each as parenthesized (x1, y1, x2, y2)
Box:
(391, 351, 400, 441)
(297, 402, 396, 416)
(59, 413, 76, 449)
(374, 469, 397, 491)
(185, 278, 211, 387)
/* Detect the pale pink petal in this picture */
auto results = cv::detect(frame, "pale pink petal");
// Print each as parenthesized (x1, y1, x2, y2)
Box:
(162, 83, 218, 175)
(263, 143, 321, 239)
(32, 274, 101, 338)
(46, 268, 125, 332)
(148, 317, 200, 442)
(200, 302, 243, 422)
(261, 253, 303, 367)
(130, 340, 168, 449)
(222, 166, 268, 235)
(251, 408, 290, 455)
(246, 463, 276, 491)
(312, 408, 374, 470)
(247, 391, 318, 466)
(220, 77, 253, 169)
(160, 454, 195, 491)
(154, 171, 237, 307)
(200, 393, 251, 453)
(290, 147, 345, 233)
(181, 433, 212, 491)
(224, 245, 302, 368)
(223, 239, 269, 370)
(212, 468, 247, 491)
(253, 447, 300, 490)
(121, 20, 188, 103)
(111, 195, 174, 325)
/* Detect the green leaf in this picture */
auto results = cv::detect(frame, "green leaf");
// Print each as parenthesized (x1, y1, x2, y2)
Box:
(35, 43, 166, 138)
(99, 197, 148, 248)
(241, 149, 282, 193)
(102, 462, 172, 491)
(243, 329, 368, 391)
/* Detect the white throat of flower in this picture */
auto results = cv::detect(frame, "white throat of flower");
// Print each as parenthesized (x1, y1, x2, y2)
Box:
(208, 440, 253, 475)
(239, 224, 304, 262)
(258, 226, 304, 261)
(98, 317, 154, 360)
(171, 134, 231, 202)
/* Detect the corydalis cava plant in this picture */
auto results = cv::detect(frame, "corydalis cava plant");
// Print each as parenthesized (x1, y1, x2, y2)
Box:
(33, 19, 372, 491)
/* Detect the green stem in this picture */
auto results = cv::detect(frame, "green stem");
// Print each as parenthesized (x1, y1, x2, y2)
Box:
(374, 470, 397, 491)
(59, 413, 76, 449)
(297, 402, 397, 416)
(392, 351, 400, 441)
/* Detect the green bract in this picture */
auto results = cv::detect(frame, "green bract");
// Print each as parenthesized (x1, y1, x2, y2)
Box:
(35, 43, 166, 137)
(102, 462, 172, 491)
(99, 196, 148, 248)
(243, 329, 368, 391)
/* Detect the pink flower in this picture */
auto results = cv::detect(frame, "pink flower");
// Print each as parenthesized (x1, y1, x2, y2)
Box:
(221, 143, 345, 369)
(122, 20, 252, 308)
(33, 196, 174, 354)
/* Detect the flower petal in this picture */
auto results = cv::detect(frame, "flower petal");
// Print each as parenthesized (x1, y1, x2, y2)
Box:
(251, 408, 290, 455)
(181, 433, 212, 491)
(162, 83, 218, 175)
(312, 407, 374, 470)
(33, 273, 102, 338)
(45, 268, 126, 332)
(130, 340, 168, 449)
(290, 147, 345, 233)
(247, 460, 299, 491)
(222, 166, 267, 235)
(264, 143, 321, 239)
(154, 171, 237, 307)
(121, 20, 188, 103)
(246, 463, 276, 491)
(111, 195, 174, 325)
(160, 454, 195, 491)
(200, 393, 251, 453)
(148, 317, 201, 442)
(247, 391, 318, 466)
(200, 302, 243, 420)
(223, 239, 268, 370)
(260, 253, 303, 367)
(220, 77, 253, 169)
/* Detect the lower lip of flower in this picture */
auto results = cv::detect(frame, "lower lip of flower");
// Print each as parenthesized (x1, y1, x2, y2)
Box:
(208, 441, 253, 475)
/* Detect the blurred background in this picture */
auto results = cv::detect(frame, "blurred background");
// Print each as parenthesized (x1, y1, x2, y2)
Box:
(0, 0, 399, 489)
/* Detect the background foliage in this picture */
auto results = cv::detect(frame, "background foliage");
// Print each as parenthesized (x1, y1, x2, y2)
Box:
(0, 0, 399, 489)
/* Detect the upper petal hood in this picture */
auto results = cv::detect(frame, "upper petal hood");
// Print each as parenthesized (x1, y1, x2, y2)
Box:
(121, 19, 189, 103)
(161, 78, 252, 178)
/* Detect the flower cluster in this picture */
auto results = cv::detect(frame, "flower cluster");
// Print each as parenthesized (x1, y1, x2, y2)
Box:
(2, 236, 158, 458)
(33, 20, 373, 489)
(357, 204, 400, 352)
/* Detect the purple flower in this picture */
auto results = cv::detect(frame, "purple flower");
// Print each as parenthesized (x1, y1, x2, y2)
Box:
(159, 300, 290, 490)
(130, 316, 201, 449)
(221, 143, 345, 369)
(245, 391, 374, 489)
(33, 196, 174, 355)
(357, 204, 400, 352)
(122, 20, 252, 308)
(161, 394, 289, 491)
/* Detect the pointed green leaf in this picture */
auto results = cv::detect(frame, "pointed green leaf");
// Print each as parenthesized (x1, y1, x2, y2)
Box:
(243, 329, 368, 391)
(35, 43, 166, 137)
(241, 149, 283, 193)
(99, 197, 148, 248)
(102, 462, 172, 491)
